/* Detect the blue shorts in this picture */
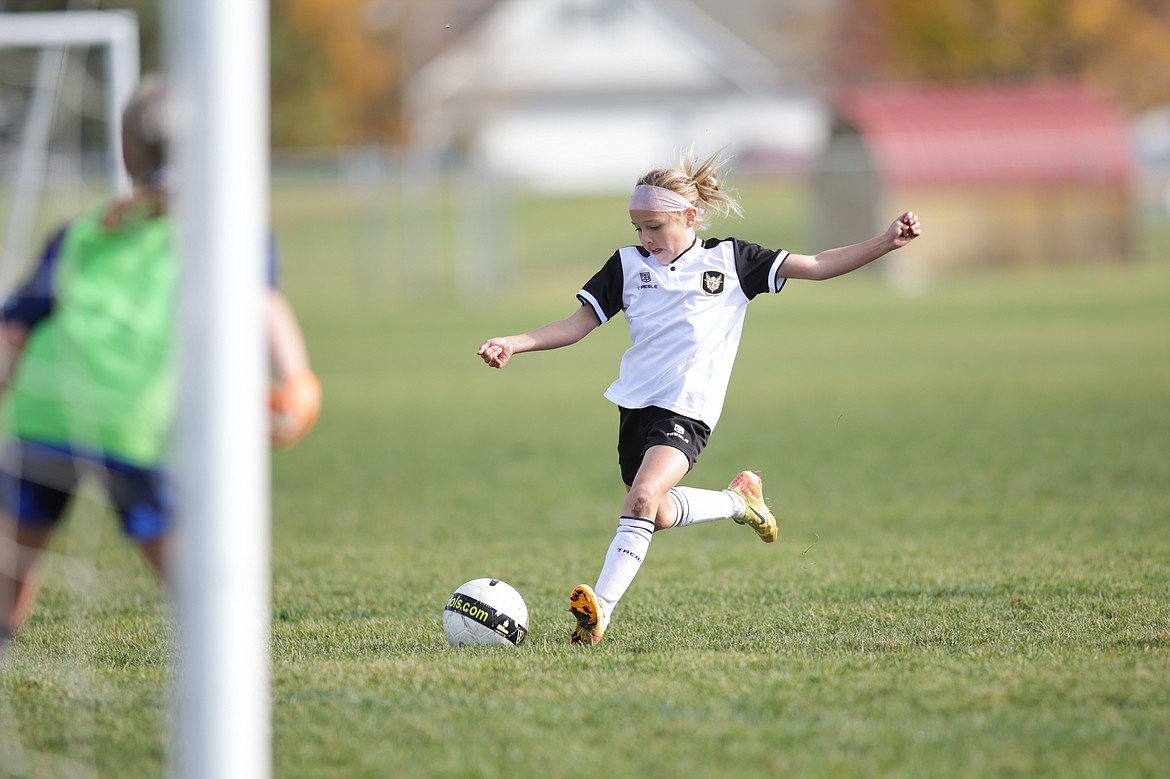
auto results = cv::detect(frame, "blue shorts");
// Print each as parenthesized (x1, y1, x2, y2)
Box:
(0, 440, 171, 542)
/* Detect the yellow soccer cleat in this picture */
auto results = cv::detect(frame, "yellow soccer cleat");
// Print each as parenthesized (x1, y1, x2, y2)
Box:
(568, 583, 609, 646)
(728, 470, 778, 543)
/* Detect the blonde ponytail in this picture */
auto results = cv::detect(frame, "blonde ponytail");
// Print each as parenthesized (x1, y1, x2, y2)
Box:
(636, 147, 742, 229)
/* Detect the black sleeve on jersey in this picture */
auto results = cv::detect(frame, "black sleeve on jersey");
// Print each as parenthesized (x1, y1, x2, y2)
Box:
(732, 239, 783, 300)
(577, 249, 625, 323)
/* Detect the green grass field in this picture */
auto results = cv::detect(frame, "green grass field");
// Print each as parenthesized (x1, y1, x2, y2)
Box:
(2, 182, 1169, 778)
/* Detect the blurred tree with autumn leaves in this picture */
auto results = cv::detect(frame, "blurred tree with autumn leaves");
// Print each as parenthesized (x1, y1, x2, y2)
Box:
(273, 0, 405, 147)
(835, 0, 1170, 112)
(271, 0, 492, 147)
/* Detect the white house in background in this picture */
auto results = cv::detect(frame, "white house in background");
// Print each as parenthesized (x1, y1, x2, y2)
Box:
(406, 0, 828, 190)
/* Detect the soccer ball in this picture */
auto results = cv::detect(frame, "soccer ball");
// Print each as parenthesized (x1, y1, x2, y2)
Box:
(443, 578, 529, 647)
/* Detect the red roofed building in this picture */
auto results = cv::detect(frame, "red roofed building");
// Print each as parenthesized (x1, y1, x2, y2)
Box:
(815, 82, 1134, 270)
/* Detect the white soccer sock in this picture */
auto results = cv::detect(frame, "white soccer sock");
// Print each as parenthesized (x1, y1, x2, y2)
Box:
(668, 486, 745, 528)
(593, 516, 655, 610)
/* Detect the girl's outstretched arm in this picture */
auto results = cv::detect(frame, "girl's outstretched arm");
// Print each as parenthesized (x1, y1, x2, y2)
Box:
(478, 304, 601, 369)
(780, 211, 922, 281)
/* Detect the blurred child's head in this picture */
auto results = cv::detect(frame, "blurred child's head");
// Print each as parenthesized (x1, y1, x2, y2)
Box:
(120, 75, 169, 187)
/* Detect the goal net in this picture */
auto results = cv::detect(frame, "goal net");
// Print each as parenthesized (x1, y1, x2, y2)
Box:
(0, 11, 139, 290)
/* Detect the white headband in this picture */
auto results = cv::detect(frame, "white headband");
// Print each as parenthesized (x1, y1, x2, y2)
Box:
(629, 184, 698, 213)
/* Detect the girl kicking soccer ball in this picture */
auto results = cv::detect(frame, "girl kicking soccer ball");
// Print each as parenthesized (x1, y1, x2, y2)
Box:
(477, 148, 921, 645)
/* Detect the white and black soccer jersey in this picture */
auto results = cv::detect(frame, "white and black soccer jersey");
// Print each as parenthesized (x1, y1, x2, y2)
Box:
(577, 236, 789, 430)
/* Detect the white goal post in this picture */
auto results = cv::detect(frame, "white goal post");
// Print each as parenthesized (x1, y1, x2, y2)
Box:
(168, 1, 272, 778)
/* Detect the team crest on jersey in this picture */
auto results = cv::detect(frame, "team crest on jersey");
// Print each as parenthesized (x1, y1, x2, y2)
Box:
(701, 271, 725, 295)
(640, 271, 652, 283)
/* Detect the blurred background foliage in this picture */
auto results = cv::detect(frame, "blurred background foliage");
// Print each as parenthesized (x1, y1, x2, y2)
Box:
(838, 0, 1170, 112)
(4, 0, 1169, 148)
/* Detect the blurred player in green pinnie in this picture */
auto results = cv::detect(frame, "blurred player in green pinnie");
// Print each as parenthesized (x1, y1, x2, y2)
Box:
(0, 76, 321, 656)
